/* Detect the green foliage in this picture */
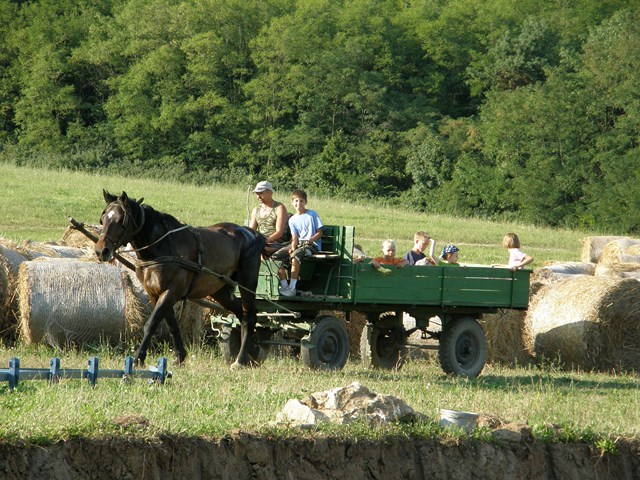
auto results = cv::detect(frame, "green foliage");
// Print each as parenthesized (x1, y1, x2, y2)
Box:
(467, 15, 558, 96)
(1, 0, 640, 232)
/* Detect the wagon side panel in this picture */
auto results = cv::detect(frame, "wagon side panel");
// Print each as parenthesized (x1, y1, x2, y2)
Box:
(441, 267, 530, 308)
(353, 265, 443, 305)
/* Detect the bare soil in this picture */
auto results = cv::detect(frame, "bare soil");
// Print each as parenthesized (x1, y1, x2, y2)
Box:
(0, 432, 638, 480)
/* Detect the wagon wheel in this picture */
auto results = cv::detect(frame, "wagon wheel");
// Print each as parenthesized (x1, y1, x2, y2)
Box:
(359, 318, 407, 370)
(438, 317, 487, 378)
(218, 325, 271, 365)
(300, 315, 349, 370)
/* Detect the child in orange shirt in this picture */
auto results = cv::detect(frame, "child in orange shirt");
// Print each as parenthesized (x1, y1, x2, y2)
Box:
(370, 239, 409, 270)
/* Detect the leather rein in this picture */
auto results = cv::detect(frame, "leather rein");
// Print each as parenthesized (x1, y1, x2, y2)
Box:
(103, 200, 237, 295)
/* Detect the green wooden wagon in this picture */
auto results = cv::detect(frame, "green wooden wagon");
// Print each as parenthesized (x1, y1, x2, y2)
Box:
(212, 226, 530, 378)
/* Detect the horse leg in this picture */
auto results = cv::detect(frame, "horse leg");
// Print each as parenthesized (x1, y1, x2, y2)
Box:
(233, 288, 259, 368)
(135, 290, 187, 367)
(211, 286, 260, 368)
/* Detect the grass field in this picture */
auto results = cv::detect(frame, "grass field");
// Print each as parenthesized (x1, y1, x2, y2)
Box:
(1, 163, 638, 446)
(0, 163, 587, 265)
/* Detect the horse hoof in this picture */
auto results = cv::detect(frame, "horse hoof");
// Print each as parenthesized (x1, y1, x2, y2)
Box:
(230, 361, 243, 370)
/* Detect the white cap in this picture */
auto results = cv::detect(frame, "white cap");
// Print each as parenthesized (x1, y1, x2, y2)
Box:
(253, 181, 273, 193)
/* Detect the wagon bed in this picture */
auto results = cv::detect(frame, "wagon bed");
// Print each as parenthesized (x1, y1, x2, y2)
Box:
(213, 225, 531, 377)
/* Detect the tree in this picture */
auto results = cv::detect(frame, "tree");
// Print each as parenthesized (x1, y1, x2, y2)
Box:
(466, 16, 557, 97)
(578, 8, 640, 232)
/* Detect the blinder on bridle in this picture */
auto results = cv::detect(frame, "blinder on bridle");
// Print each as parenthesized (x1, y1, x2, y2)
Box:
(100, 198, 145, 252)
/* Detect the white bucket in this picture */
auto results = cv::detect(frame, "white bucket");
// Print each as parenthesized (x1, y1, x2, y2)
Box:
(440, 409, 478, 433)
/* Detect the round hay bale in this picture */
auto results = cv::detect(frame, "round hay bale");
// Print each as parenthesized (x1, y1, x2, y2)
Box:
(626, 244, 640, 255)
(60, 224, 102, 248)
(594, 263, 640, 279)
(118, 269, 211, 346)
(600, 238, 640, 264)
(171, 300, 209, 346)
(347, 311, 367, 358)
(524, 276, 640, 372)
(0, 258, 13, 343)
(580, 236, 627, 263)
(18, 259, 140, 348)
(0, 244, 30, 276)
(45, 244, 92, 259)
(530, 267, 591, 297)
(0, 247, 26, 343)
(539, 261, 595, 275)
(22, 242, 60, 259)
(480, 309, 532, 367)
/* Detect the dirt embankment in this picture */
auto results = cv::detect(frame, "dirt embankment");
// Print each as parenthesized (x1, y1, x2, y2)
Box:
(0, 434, 638, 480)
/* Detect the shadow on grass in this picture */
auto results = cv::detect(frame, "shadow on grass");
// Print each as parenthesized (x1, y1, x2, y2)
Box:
(472, 374, 639, 391)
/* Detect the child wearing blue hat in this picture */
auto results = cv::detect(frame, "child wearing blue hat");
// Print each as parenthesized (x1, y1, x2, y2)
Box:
(440, 245, 460, 266)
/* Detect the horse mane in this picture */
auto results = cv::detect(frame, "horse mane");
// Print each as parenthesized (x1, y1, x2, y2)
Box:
(140, 202, 185, 231)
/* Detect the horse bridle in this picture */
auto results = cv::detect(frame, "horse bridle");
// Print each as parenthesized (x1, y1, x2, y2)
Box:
(100, 199, 146, 252)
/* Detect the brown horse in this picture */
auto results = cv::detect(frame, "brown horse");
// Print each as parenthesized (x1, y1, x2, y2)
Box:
(95, 190, 265, 368)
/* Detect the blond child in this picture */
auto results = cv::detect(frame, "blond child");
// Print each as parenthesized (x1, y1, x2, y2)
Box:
(370, 239, 409, 270)
(404, 231, 438, 266)
(492, 233, 534, 270)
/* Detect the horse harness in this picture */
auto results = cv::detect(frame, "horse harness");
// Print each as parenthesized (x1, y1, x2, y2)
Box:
(104, 199, 238, 297)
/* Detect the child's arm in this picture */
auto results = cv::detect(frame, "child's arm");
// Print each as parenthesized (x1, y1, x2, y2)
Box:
(306, 227, 323, 245)
(289, 233, 299, 252)
(512, 254, 534, 270)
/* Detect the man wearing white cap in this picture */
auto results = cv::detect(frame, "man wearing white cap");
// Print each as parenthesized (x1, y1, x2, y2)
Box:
(249, 181, 289, 254)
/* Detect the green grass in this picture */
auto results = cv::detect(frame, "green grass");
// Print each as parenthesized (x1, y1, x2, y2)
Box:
(1, 163, 637, 445)
(0, 345, 637, 445)
(1, 163, 588, 266)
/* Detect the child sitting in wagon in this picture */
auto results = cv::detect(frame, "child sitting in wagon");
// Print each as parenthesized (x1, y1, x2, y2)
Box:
(440, 245, 461, 266)
(370, 239, 409, 270)
(404, 231, 438, 266)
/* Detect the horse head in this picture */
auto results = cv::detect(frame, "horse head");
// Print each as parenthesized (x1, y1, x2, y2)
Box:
(95, 190, 145, 262)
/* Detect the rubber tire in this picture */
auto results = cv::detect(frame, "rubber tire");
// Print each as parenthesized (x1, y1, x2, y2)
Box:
(438, 317, 487, 378)
(301, 315, 349, 370)
(360, 323, 406, 370)
(218, 325, 270, 365)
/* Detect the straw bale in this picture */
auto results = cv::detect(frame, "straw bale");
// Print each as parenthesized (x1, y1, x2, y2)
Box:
(539, 261, 595, 275)
(22, 242, 60, 258)
(119, 269, 210, 346)
(524, 276, 640, 372)
(60, 224, 102, 248)
(480, 309, 533, 367)
(594, 263, 640, 279)
(530, 267, 591, 297)
(347, 311, 367, 358)
(0, 259, 13, 343)
(600, 238, 640, 264)
(172, 300, 210, 345)
(0, 247, 26, 343)
(580, 236, 627, 263)
(0, 243, 30, 276)
(18, 259, 140, 348)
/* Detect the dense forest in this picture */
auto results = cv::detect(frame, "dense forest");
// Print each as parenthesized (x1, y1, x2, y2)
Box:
(1, 0, 639, 232)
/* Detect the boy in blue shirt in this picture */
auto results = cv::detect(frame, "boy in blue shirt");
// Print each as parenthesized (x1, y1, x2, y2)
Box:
(278, 189, 323, 296)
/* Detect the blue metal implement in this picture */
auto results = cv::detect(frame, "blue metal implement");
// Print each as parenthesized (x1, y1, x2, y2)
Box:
(0, 356, 171, 391)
